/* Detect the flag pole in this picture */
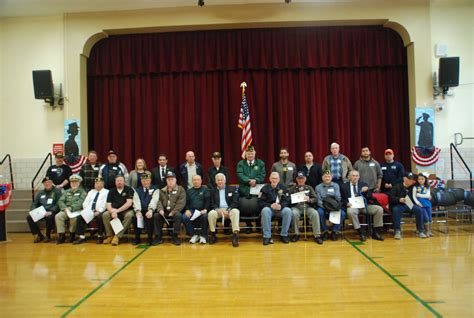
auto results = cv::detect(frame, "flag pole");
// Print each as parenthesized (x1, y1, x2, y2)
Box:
(240, 81, 247, 99)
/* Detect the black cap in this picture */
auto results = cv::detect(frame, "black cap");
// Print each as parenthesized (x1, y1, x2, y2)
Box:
(322, 170, 332, 176)
(212, 152, 222, 158)
(142, 172, 152, 180)
(166, 171, 176, 178)
(404, 172, 415, 180)
(296, 171, 306, 178)
(42, 176, 52, 183)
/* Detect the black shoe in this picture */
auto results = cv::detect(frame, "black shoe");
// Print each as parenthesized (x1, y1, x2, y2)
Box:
(56, 234, 65, 244)
(372, 230, 385, 241)
(291, 234, 299, 242)
(34, 234, 44, 243)
(209, 232, 217, 244)
(322, 231, 329, 241)
(171, 236, 181, 246)
(280, 236, 290, 244)
(68, 233, 76, 243)
(43, 236, 51, 243)
(330, 231, 339, 241)
(132, 237, 141, 245)
(358, 229, 367, 242)
(315, 236, 323, 245)
(232, 233, 239, 247)
(263, 238, 274, 245)
(73, 238, 86, 245)
(96, 236, 104, 244)
(151, 236, 163, 246)
(244, 227, 252, 234)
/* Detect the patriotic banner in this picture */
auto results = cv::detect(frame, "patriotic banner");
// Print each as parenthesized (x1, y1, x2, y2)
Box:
(238, 82, 253, 159)
(412, 108, 440, 167)
(0, 183, 12, 211)
(65, 155, 87, 174)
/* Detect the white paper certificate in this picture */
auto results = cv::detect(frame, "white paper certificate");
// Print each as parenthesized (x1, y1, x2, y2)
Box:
(137, 215, 144, 229)
(29, 206, 46, 222)
(404, 195, 414, 210)
(190, 210, 201, 221)
(81, 207, 94, 224)
(349, 197, 365, 209)
(67, 211, 81, 219)
(329, 211, 341, 225)
(249, 184, 265, 195)
(110, 218, 124, 234)
(291, 192, 307, 204)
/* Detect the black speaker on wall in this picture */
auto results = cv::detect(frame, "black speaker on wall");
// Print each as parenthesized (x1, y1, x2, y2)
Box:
(438, 57, 459, 88)
(32, 70, 53, 99)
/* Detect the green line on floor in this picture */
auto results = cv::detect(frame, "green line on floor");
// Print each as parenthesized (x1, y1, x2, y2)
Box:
(345, 238, 442, 318)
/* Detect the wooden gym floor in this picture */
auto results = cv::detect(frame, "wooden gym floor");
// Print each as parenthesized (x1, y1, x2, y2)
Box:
(0, 224, 472, 318)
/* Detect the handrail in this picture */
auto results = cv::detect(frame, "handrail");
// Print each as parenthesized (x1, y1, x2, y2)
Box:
(0, 154, 15, 190)
(450, 143, 473, 192)
(31, 153, 52, 201)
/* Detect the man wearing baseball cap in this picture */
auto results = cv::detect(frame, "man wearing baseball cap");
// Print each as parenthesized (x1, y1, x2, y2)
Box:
(45, 152, 73, 190)
(26, 176, 62, 243)
(55, 174, 87, 244)
(388, 172, 423, 239)
(381, 149, 406, 193)
(98, 150, 129, 190)
(206, 152, 229, 191)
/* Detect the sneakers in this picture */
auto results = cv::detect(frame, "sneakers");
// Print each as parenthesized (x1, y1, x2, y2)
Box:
(263, 237, 274, 245)
(394, 230, 402, 240)
(73, 237, 86, 245)
(189, 235, 199, 244)
(418, 232, 427, 239)
(151, 236, 163, 246)
(199, 236, 207, 244)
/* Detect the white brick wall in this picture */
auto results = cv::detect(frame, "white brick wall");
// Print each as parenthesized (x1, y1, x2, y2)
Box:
(0, 158, 49, 190)
(434, 147, 474, 182)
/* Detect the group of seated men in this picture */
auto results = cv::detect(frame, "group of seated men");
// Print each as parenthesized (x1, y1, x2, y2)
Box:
(27, 141, 423, 247)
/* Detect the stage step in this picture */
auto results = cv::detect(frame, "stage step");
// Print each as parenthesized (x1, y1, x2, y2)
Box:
(6, 190, 33, 233)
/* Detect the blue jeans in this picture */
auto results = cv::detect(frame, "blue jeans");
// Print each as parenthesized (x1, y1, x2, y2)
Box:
(261, 207, 292, 239)
(391, 204, 423, 232)
(317, 207, 346, 232)
(420, 206, 432, 223)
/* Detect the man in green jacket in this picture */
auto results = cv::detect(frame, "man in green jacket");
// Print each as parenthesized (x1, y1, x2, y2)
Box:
(236, 145, 266, 232)
(55, 174, 87, 244)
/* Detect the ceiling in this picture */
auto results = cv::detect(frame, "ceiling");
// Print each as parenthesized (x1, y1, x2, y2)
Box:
(0, 0, 466, 18)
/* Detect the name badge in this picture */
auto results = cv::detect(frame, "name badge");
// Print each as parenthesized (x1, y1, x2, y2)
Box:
(304, 190, 310, 193)
(41, 195, 46, 199)
(172, 191, 177, 194)
(74, 193, 80, 196)
(199, 192, 203, 195)
(391, 166, 397, 169)
(337, 160, 341, 164)
(228, 193, 233, 197)
(148, 189, 154, 194)
(369, 163, 375, 167)
(288, 167, 294, 171)
(166, 206, 171, 210)
(254, 166, 259, 170)
(46, 198, 53, 204)
(51, 169, 57, 172)
(381, 167, 387, 170)
(328, 188, 335, 193)
(112, 167, 118, 170)
(94, 167, 99, 171)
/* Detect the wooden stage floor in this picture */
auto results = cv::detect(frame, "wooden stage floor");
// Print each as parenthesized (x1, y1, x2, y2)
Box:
(0, 224, 472, 318)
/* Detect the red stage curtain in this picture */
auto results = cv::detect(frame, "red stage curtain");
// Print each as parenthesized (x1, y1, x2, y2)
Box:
(88, 25, 409, 183)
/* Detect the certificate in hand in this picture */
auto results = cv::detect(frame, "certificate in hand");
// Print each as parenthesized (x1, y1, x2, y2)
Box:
(404, 195, 414, 210)
(110, 218, 124, 234)
(190, 210, 201, 221)
(329, 211, 341, 224)
(291, 192, 307, 204)
(66, 211, 81, 219)
(81, 207, 94, 224)
(349, 197, 365, 209)
(136, 215, 144, 229)
(29, 206, 46, 222)
(249, 184, 264, 195)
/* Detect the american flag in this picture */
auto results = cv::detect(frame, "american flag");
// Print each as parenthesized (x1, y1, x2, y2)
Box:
(238, 92, 253, 159)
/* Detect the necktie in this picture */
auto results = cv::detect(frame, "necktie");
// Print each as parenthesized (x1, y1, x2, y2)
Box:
(353, 184, 358, 197)
(161, 167, 165, 180)
(91, 191, 100, 211)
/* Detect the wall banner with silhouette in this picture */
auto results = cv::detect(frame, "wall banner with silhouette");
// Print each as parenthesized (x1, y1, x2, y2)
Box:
(64, 119, 86, 173)
(411, 108, 441, 167)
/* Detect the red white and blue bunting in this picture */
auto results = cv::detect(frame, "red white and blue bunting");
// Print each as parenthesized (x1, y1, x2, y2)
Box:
(411, 146, 441, 166)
